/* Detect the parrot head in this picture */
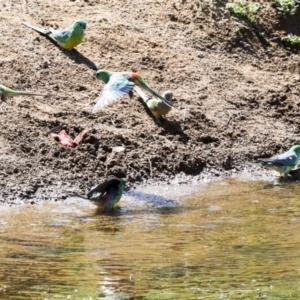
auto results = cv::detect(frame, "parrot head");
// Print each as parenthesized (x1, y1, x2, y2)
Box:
(130, 73, 146, 85)
(290, 145, 300, 156)
(130, 73, 155, 91)
(163, 91, 173, 101)
(73, 19, 87, 30)
(96, 69, 111, 84)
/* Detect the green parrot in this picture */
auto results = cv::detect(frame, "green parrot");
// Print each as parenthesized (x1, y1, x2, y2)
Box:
(134, 86, 173, 122)
(73, 178, 125, 210)
(94, 69, 175, 111)
(245, 145, 300, 177)
(0, 84, 46, 99)
(22, 19, 87, 50)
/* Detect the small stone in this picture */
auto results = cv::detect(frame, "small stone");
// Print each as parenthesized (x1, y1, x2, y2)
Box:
(132, 153, 140, 158)
(112, 146, 125, 153)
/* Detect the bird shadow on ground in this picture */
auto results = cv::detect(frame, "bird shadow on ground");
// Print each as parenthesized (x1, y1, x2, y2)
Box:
(159, 118, 189, 139)
(136, 96, 189, 140)
(288, 168, 300, 180)
(63, 49, 98, 71)
(37, 34, 98, 71)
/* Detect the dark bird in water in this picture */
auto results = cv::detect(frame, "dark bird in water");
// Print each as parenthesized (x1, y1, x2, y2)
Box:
(74, 178, 125, 210)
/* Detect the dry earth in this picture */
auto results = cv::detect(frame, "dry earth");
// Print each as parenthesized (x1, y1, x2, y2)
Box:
(1, 0, 300, 205)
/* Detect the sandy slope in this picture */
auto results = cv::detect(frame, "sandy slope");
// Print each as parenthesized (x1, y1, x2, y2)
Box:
(1, 0, 300, 204)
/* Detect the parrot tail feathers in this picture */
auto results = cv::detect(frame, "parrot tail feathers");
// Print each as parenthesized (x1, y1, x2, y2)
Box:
(235, 161, 261, 167)
(138, 80, 176, 109)
(69, 192, 89, 200)
(15, 92, 47, 97)
(134, 86, 151, 102)
(22, 22, 48, 35)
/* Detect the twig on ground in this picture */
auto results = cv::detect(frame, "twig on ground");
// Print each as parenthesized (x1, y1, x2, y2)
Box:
(113, 48, 136, 62)
(148, 157, 153, 178)
(233, 21, 250, 30)
(182, 107, 187, 122)
(225, 110, 232, 126)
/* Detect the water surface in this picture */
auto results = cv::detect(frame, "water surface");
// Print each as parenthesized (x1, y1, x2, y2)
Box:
(1, 177, 300, 299)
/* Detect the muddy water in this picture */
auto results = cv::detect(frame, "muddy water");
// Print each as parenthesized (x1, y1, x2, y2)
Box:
(1, 177, 300, 299)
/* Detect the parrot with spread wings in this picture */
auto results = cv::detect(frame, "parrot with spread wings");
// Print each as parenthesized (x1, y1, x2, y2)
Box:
(93, 69, 175, 111)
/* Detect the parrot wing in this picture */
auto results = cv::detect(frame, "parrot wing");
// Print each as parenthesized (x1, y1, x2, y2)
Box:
(87, 180, 111, 198)
(87, 178, 121, 199)
(50, 27, 71, 43)
(257, 150, 298, 167)
(93, 73, 134, 111)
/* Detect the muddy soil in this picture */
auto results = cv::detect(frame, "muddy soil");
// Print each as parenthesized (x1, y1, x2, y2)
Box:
(1, 0, 300, 205)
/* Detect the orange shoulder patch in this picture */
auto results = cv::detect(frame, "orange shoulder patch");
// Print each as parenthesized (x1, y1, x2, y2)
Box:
(130, 73, 141, 79)
(99, 195, 107, 202)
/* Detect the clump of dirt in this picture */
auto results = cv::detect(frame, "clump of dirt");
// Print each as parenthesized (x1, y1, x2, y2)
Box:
(1, 0, 300, 205)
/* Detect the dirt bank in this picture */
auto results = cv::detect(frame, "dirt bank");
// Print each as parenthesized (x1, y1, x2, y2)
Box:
(1, 0, 300, 205)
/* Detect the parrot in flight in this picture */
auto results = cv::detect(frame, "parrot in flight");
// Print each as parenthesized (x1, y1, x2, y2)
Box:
(93, 69, 175, 111)
(241, 145, 300, 177)
(73, 178, 125, 210)
(22, 19, 87, 50)
(0, 84, 46, 100)
(134, 86, 173, 122)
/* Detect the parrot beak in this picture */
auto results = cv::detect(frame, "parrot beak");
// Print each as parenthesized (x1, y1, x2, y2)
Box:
(83, 24, 86, 30)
